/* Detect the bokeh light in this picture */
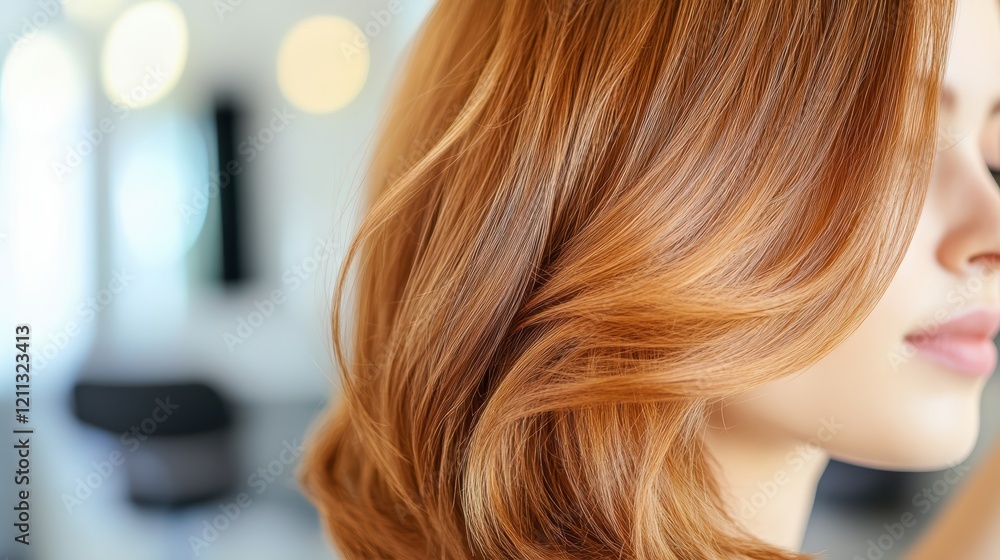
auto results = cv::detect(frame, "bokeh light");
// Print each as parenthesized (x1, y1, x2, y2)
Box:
(1, 32, 87, 132)
(111, 114, 209, 266)
(63, 0, 129, 28)
(101, 0, 188, 108)
(276, 16, 370, 114)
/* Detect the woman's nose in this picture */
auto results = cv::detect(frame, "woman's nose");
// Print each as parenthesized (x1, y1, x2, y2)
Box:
(933, 141, 1000, 279)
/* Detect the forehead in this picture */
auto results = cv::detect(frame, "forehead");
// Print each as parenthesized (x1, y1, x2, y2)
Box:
(943, 0, 1000, 105)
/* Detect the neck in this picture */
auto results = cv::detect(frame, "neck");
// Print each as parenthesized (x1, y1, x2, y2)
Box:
(703, 416, 830, 552)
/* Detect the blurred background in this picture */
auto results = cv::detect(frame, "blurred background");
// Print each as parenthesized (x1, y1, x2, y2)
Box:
(0, 1, 997, 559)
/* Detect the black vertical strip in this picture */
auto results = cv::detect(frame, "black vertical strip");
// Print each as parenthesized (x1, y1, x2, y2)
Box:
(214, 102, 245, 284)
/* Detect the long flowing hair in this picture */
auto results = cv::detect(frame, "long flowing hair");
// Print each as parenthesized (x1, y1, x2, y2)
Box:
(299, 1, 954, 558)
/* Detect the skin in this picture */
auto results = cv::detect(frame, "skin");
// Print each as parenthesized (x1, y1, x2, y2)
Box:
(704, 0, 1000, 554)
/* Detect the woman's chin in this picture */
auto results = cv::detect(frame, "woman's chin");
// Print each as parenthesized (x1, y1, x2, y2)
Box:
(832, 418, 981, 472)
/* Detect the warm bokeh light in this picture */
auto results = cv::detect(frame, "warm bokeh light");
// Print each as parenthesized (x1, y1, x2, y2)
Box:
(276, 16, 370, 114)
(101, 0, 188, 108)
(64, 0, 129, 28)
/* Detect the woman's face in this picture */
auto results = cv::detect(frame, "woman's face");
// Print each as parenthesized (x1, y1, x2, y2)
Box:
(718, 0, 1000, 471)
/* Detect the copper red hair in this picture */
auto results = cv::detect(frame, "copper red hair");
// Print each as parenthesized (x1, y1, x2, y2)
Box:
(300, 1, 954, 558)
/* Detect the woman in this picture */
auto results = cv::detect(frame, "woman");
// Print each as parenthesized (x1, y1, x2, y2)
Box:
(300, 0, 1000, 558)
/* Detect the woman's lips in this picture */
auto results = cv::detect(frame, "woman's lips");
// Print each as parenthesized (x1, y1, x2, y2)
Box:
(903, 306, 1000, 378)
